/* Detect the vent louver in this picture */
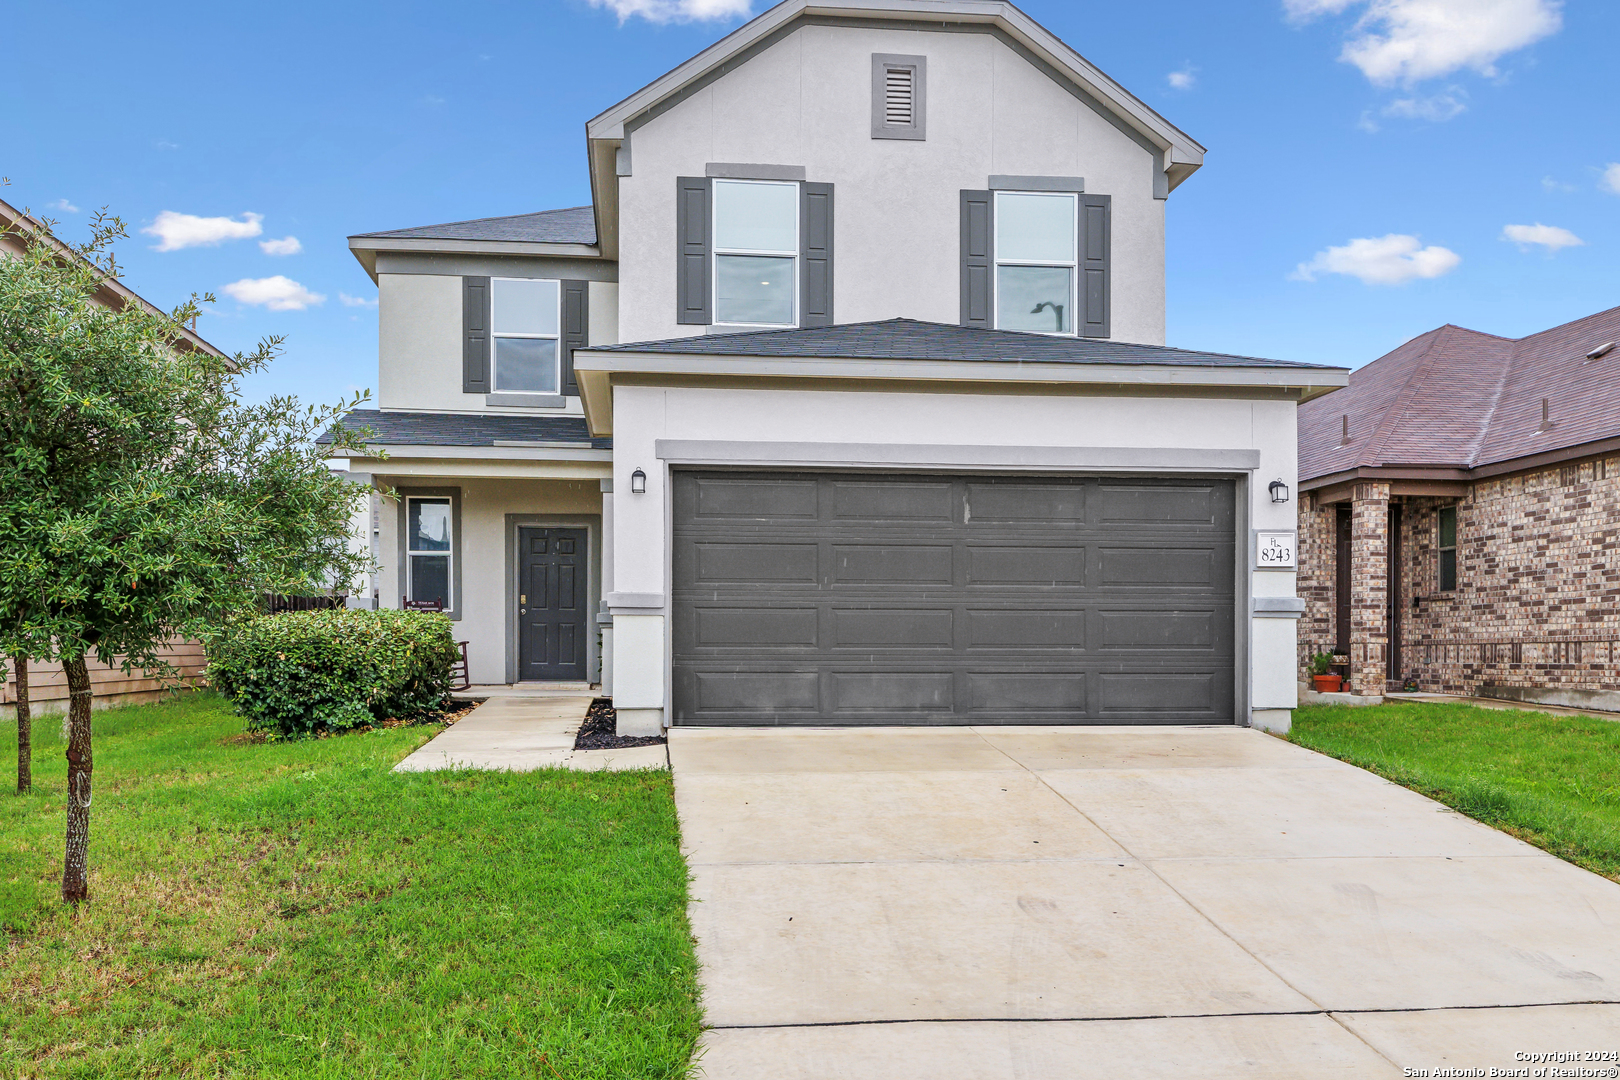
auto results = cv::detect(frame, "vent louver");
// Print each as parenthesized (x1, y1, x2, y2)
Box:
(884, 67, 914, 125)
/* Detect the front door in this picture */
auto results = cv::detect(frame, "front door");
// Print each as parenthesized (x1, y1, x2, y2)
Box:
(518, 527, 588, 682)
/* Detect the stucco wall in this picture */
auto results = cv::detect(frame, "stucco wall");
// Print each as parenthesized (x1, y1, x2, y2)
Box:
(608, 383, 1301, 724)
(376, 477, 603, 685)
(617, 21, 1166, 347)
(1298, 456, 1620, 694)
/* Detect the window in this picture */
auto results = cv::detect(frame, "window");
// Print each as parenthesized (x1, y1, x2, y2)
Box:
(712, 179, 798, 326)
(1438, 506, 1457, 592)
(994, 191, 1077, 335)
(491, 278, 560, 393)
(407, 497, 454, 607)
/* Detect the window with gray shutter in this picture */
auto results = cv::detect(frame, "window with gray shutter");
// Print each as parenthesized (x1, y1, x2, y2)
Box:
(462, 276, 490, 393)
(561, 279, 587, 395)
(676, 176, 711, 324)
(1081, 194, 1111, 339)
(959, 190, 992, 328)
(800, 183, 834, 327)
(872, 54, 926, 140)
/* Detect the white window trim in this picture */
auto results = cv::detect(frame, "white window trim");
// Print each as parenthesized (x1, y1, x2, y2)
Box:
(490, 277, 562, 395)
(406, 495, 455, 609)
(711, 178, 799, 329)
(992, 190, 1079, 338)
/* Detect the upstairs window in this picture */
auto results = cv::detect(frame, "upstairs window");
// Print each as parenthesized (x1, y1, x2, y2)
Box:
(1437, 506, 1458, 591)
(712, 179, 798, 327)
(491, 278, 560, 393)
(994, 191, 1077, 335)
(407, 497, 454, 608)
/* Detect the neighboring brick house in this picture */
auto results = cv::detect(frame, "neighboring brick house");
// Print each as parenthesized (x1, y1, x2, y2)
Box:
(1297, 305, 1620, 707)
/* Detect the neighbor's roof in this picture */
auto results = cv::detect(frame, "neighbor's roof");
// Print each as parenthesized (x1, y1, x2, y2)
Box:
(350, 206, 597, 246)
(319, 409, 612, 450)
(591, 318, 1340, 370)
(1299, 304, 1620, 483)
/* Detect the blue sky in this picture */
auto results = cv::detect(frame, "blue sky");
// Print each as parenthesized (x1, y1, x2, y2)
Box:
(6, 0, 1615, 407)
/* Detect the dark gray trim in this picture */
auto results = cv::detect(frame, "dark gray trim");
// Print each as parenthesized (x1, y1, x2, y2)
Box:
(462, 277, 490, 395)
(485, 393, 567, 409)
(562, 278, 588, 396)
(1080, 194, 1111, 340)
(705, 162, 806, 181)
(397, 486, 463, 621)
(653, 439, 1261, 472)
(960, 190, 992, 329)
(990, 175, 1085, 192)
(676, 176, 711, 325)
(504, 513, 602, 684)
(871, 53, 926, 141)
(800, 182, 834, 328)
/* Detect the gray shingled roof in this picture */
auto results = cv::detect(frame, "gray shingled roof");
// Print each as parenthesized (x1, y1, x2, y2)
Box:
(319, 409, 611, 450)
(351, 206, 596, 245)
(591, 318, 1337, 369)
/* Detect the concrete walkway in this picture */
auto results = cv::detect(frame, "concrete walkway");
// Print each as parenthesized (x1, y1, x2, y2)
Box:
(393, 693, 667, 772)
(669, 725, 1620, 1078)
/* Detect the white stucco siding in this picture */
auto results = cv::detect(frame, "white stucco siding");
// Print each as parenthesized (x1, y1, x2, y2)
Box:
(617, 22, 1166, 347)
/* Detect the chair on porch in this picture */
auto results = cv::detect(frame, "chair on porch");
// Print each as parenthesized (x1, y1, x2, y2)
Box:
(402, 597, 472, 692)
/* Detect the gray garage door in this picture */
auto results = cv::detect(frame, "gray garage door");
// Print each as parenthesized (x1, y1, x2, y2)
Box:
(671, 471, 1236, 726)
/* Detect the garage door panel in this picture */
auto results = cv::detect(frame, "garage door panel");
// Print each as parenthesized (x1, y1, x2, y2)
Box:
(672, 472, 1236, 725)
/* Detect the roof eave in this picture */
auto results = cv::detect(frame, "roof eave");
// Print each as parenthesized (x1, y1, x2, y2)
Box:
(346, 235, 605, 282)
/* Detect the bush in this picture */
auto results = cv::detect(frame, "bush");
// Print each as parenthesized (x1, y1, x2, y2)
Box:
(208, 609, 460, 737)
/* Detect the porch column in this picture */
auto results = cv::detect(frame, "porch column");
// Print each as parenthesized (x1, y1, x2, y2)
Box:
(598, 481, 614, 695)
(1349, 481, 1390, 696)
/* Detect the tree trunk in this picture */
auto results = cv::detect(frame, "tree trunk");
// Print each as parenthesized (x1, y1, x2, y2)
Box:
(13, 655, 29, 794)
(61, 654, 93, 905)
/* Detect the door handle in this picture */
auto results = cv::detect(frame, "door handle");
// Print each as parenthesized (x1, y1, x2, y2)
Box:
(520, 608, 527, 615)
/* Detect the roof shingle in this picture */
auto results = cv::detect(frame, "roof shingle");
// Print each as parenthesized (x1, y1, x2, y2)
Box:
(319, 409, 611, 450)
(351, 206, 596, 245)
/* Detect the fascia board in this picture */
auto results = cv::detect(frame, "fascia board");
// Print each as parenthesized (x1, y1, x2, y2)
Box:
(343, 456, 613, 481)
(347, 236, 603, 260)
(332, 444, 612, 463)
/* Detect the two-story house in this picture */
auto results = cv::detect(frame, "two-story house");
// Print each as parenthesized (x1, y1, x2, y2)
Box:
(330, 0, 1347, 735)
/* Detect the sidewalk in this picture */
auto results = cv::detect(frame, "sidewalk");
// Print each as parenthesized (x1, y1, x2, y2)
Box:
(392, 692, 667, 773)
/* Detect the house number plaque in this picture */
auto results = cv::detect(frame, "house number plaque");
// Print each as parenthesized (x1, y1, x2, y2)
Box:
(1254, 530, 1297, 570)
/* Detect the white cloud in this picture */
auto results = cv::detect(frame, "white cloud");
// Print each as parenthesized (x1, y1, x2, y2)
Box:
(1287, 0, 1562, 86)
(1601, 163, 1620, 196)
(339, 292, 378, 308)
(143, 211, 263, 252)
(1382, 86, 1467, 121)
(48, 198, 80, 213)
(222, 276, 325, 311)
(588, 0, 751, 23)
(259, 235, 303, 256)
(1502, 222, 1584, 251)
(1167, 66, 1197, 90)
(1542, 175, 1575, 193)
(1291, 233, 1461, 285)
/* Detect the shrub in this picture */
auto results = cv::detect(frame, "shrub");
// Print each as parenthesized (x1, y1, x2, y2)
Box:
(208, 609, 459, 737)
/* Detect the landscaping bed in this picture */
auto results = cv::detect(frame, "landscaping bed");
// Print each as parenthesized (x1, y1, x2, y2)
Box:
(1291, 700, 1620, 883)
(0, 692, 701, 1078)
(574, 698, 667, 751)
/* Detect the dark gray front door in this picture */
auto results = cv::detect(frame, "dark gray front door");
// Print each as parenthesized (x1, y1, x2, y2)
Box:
(671, 471, 1236, 726)
(518, 527, 588, 682)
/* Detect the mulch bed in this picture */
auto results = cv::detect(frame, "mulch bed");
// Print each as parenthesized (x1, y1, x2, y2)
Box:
(574, 698, 666, 751)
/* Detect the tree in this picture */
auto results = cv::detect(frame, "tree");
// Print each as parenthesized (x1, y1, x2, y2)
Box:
(0, 208, 374, 903)
(10, 654, 29, 793)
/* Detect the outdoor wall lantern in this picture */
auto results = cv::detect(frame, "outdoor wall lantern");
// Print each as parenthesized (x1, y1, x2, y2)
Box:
(1269, 479, 1290, 504)
(630, 468, 647, 495)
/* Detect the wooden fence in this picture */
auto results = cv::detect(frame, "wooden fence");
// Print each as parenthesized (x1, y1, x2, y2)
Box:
(1, 640, 207, 718)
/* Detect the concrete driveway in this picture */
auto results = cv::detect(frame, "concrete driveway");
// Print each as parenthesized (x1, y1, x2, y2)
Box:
(668, 725, 1620, 1079)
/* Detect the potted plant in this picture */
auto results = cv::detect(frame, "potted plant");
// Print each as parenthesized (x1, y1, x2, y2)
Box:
(1309, 652, 1342, 693)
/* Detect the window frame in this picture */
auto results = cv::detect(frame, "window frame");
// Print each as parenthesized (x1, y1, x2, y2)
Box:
(489, 277, 562, 396)
(400, 490, 461, 619)
(710, 177, 799, 329)
(992, 189, 1080, 338)
(1437, 505, 1458, 593)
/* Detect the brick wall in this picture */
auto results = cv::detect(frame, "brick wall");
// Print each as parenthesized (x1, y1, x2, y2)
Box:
(1299, 456, 1620, 695)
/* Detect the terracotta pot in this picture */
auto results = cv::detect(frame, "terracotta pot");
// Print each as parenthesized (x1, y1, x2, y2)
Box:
(1312, 674, 1343, 693)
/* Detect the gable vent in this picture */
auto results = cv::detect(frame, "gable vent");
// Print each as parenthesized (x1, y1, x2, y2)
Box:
(884, 67, 914, 125)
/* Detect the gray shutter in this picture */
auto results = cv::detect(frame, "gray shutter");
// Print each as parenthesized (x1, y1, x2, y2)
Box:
(676, 176, 711, 325)
(1081, 194, 1110, 339)
(960, 190, 992, 328)
(463, 276, 490, 393)
(561, 279, 588, 396)
(800, 182, 834, 327)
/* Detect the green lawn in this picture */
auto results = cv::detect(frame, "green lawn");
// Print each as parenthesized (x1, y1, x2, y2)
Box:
(1291, 701, 1620, 883)
(0, 693, 701, 1079)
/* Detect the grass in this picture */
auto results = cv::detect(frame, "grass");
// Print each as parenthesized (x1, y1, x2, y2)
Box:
(1290, 700, 1620, 883)
(0, 693, 701, 1079)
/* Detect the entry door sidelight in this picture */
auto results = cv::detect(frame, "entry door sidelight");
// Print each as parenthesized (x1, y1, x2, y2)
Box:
(518, 527, 589, 682)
